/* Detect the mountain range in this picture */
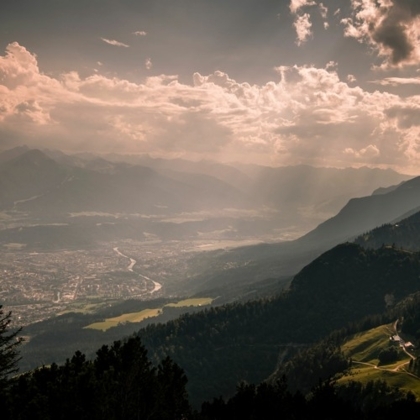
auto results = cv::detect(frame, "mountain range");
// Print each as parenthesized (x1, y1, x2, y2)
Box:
(0, 146, 411, 228)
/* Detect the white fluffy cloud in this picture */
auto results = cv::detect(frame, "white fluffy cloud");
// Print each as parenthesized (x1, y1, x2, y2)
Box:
(342, 0, 420, 67)
(1, 43, 420, 172)
(345, 144, 380, 159)
(289, 0, 316, 14)
(289, 0, 316, 45)
(319, 3, 328, 19)
(294, 13, 313, 45)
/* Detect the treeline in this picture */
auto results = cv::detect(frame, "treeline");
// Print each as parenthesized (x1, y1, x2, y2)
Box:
(140, 298, 285, 405)
(0, 336, 190, 420)
(269, 339, 350, 394)
(395, 291, 420, 341)
(408, 358, 420, 376)
(139, 243, 420, 404)
(269, 292, 420, 394)
(354, 210, 420, 251)
(267, 310, 394, 394)
(3, 338, 420, 419)
(199, 378, 420, 420)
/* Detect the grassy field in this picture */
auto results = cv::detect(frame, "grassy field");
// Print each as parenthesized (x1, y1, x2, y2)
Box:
(165, 298, 213, 308)
(341, 324, 395, 364)
(3, 242, 26, 249)
(338, 323, 420, 398)
(85, 297, 213, 331)
(60, 300, 117, 315)
(86, 308, 161, 331)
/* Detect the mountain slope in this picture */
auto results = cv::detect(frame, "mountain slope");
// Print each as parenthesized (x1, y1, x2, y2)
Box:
(0, 149, 251, 215)
(271, 290, 420, 399)
(41, 148, 413, 227)
(0, 149, 69, 208)
(237, 164, 411, 219)
(354, 209, 420, 251)
(298, 175, 420, 247)
(0, 145, 30, 164)
(137, 243, 420, 405)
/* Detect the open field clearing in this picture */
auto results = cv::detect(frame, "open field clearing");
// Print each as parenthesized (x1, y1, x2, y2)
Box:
(85, 297, 213, 331)
(86, 308, 161, 331)
(165, 298, 213, 307)
(338, 322, 420, 398)
(341, 324, 394, 363)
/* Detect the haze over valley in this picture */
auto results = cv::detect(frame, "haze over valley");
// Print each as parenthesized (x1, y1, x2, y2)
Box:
(0, 145, 412, 327)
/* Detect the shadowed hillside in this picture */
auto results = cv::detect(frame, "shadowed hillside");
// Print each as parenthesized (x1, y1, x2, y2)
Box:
(138, 243, 420, 405)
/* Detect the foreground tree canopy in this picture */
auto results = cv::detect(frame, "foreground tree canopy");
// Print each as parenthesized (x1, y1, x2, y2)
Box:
(1, 335, 190, 420)
(0, 306, 22, 389)
(1, 308, 420, 419)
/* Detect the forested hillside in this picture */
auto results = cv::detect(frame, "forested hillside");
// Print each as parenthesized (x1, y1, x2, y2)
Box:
(3, 332, 420, 419)
(139, 243, 420, 404)
(267, 291, 420, 399)
(1, 336, 191, 420)
(355, 210, 420, 251)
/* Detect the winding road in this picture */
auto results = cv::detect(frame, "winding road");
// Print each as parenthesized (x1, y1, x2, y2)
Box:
(113, 247, 162, 294)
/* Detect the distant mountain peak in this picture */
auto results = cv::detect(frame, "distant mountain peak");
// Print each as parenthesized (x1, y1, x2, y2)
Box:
(10, 148, 56, 165)
(0, 145, 30, 164)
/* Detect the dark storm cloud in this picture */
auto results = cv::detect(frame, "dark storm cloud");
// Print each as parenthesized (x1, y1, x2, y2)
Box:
(373, 0, 420, 65)
(344, 0, 420, 67)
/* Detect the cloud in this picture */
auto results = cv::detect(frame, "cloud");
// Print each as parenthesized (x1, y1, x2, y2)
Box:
(289, 0, 316, 45)
(385, 105, 420, 128)
(145, 58, 152, 70)
(100, 38, 129, 48)
(319, 2, 329, 28)
(0, 42, 46, 89)
(133, 31, 147, 36)
(289, 0, 316, 14)
(2, 42, 420, 172)
(325, 61, 337, 70)
(342, 0, 420, 67)
(294, 13, 313, 45)
(319, 3, 328, 19)
(344, 144, 380, 159)
(371, 77, 420, 86)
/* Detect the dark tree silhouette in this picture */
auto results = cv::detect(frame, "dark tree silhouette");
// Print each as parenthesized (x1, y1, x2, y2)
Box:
(0, 306, 22, 387)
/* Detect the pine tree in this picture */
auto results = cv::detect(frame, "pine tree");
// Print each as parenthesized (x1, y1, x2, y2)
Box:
(0, 306, 22, 388)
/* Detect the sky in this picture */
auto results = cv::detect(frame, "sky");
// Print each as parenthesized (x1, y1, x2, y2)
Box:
(0, 0, 420, 173)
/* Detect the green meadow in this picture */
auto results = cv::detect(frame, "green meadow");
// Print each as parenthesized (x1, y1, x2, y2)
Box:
(338, 323, 420, 398)
(87, 308, 162, 331)
(85, 297, 213, 331)
(341, 324, 395, 364)
(165, 298, 213, 308)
